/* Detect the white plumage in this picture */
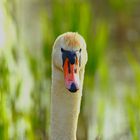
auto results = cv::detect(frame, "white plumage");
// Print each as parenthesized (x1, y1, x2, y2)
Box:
(50, 32, 88, 140)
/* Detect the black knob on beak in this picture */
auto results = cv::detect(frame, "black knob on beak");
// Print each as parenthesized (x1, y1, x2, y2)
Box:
(69, 83, 78, 93)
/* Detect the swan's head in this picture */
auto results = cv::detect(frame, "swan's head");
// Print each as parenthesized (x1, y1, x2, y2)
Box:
(52, 32, 87, 93)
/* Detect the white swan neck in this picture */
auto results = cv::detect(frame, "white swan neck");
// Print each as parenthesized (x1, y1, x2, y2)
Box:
(50, 67, 83, 140)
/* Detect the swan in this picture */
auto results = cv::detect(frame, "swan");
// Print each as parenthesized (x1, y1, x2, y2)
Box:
(50, 32, 88, 140)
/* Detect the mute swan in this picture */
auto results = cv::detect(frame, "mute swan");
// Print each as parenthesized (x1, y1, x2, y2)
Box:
(51, 32, 88, 140)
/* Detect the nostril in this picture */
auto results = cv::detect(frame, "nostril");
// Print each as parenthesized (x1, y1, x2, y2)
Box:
(68, 61, 71, 73)
(69, 83, 78, 93)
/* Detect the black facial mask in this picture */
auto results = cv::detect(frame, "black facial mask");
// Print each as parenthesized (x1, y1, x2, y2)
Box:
(61, 48, 81, 67)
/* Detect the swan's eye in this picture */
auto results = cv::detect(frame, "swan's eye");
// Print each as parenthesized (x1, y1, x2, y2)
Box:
(61, 48, 64, 52)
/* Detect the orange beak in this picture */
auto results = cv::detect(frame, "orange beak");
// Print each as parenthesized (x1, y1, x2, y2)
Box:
(63, 58, 79, 93)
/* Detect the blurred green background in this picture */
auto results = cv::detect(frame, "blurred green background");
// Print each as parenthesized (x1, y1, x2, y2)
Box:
(0, 0, 140, 140)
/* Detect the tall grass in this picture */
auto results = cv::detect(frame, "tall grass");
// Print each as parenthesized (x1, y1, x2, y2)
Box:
(0, 0, 140, 139)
